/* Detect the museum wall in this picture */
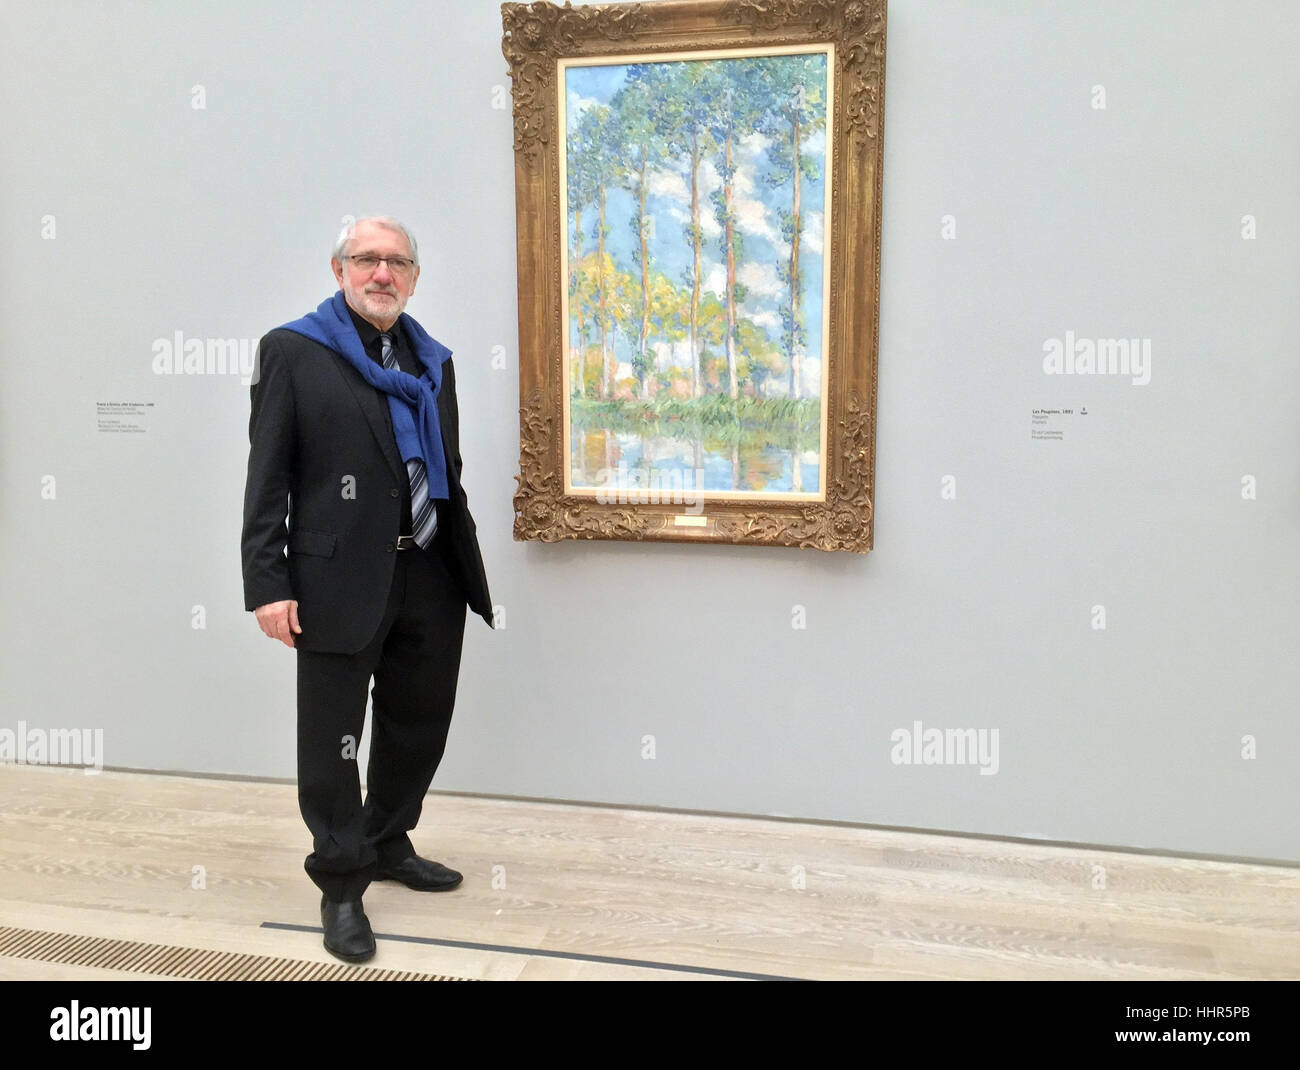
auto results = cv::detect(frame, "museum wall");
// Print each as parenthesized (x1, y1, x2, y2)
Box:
(2, 0, 1296, 861)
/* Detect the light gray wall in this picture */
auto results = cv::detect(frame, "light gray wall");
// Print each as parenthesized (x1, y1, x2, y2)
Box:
(2, 0, 1296, 861)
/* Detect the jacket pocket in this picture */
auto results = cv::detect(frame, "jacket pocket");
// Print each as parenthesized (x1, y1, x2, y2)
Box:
(287, 529, 336, 558)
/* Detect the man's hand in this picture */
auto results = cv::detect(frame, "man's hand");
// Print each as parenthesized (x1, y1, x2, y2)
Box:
(255, 600, 302, 648)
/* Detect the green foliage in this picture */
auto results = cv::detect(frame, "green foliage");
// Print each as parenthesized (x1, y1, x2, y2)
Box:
(571, 394, 820, 453)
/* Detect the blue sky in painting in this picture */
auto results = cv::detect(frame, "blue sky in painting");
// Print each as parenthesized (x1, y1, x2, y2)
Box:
(564, 55, 828, 397)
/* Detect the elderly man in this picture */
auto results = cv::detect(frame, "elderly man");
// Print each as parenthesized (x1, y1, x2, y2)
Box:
(241, 216, 493, 963)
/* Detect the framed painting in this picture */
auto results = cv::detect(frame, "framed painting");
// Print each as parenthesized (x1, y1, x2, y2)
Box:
(502, 0, 886, 551)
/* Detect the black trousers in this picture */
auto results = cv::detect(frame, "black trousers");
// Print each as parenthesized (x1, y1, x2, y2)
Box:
(295, 534, 467, 902)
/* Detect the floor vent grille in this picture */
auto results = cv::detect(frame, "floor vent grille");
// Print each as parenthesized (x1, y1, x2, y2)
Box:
(0, 925, 472, 981)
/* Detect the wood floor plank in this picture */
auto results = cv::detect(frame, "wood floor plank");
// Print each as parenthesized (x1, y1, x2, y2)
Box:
(0, 765, 1295, 980)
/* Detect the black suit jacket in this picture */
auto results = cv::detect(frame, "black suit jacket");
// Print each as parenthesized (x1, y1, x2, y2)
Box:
(241, 324, 493, 654)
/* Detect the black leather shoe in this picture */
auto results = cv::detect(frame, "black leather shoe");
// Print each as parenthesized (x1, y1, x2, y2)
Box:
(321, 895, 376, 963)
(373, 854, 463, 892)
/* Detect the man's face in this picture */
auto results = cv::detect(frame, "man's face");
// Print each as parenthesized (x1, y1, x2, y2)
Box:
(331, 221, 421, 329)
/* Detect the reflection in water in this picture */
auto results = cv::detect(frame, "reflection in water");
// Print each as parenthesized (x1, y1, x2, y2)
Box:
(571, 428, 819, 494)
(569, 398, 820, 495)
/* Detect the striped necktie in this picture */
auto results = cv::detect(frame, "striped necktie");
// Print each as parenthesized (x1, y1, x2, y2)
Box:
(380, 332, 438, 548)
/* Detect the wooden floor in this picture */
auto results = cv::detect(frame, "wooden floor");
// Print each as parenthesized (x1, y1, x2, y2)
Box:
(0, 764, 1295, 980)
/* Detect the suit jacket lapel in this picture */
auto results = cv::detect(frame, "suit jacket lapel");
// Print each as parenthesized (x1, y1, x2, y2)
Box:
(323, 350, 406, 484)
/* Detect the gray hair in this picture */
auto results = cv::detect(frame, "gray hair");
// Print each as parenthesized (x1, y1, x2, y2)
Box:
(331, 216, 420, 266)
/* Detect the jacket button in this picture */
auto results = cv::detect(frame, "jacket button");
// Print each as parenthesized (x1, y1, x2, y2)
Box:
(384, 542, 395, 553)
(390, 488, 399, 498)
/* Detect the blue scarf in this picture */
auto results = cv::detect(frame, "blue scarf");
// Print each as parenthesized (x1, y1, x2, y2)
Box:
(279, 291, 451, 501)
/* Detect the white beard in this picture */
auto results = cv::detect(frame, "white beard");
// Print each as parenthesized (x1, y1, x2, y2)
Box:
(361, 290, 403, 320)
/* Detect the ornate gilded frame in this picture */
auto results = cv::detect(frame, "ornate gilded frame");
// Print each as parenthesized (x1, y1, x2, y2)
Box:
(502, 0, 885, 551)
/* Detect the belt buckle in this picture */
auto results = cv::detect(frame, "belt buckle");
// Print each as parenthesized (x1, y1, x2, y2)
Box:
(395, 535, 418, 550)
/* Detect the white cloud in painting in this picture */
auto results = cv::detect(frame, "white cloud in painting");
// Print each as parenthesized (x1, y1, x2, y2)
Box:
(696, 159, 724, 198)
(737, 260, 783, 300)
(663, 204, 722, 239)
(703, 262, 728, 299)
(803, 210, 824, 255)
(732, 166, 786, 256)
(744, 308, 782, 333)
(649, 164, 721, 238)
(800, 129, 827, 158)
(654, 337, 695, 370)
(565, 92, 602, 131)
(649, 160, 722, 202)
(739, 131, 771, 156)
(648, 167, 689, 202)
(801, 356, 824, 398)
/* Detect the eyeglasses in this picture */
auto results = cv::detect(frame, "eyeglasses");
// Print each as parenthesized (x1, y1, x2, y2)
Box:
(343, 254, 416, 276)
